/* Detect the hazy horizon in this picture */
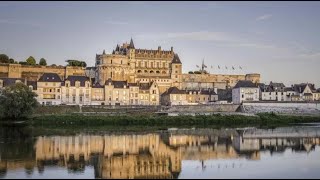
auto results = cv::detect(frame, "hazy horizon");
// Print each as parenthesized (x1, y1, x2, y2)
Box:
(1, 1, 320, 87)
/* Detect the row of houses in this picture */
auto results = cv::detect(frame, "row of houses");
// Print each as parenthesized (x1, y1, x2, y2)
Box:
(0, 73, 218, 106)
(0, 73, 159, 106)
(0, 74, 319, 106)
(232, 80, 320, 104)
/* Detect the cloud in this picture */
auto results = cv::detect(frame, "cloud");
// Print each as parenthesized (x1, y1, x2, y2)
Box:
(105, 19, 129, 25)
(0, 19, 40, 27)
(256, 14, 272, 21)
(167, 31, 237, 42)
(136, 31, 276, 50)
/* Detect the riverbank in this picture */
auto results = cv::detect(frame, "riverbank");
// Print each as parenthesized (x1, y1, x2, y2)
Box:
(27, 113, 320, 128)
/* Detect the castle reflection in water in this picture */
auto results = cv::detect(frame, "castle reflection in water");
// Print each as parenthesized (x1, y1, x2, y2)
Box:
(1, 127, 320, 179)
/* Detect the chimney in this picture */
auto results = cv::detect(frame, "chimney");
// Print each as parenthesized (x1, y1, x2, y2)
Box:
(171, 47, 173, 53)
(158, 46, 161, 51)
(214, 87, 218, 94)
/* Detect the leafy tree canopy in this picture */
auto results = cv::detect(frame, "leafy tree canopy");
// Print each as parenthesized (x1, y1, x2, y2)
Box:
(0, 54, 10, 63)
(39, 58, 47, 66)
(66, 60, 87, 67)
(26, 56, 36, 65)
(0, 83, 38, 120)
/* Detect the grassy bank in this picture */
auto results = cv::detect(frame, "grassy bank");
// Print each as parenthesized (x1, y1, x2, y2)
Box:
(29, 113, 320, 128)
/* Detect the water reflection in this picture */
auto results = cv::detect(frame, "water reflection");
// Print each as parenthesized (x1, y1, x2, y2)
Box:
(1, 127, 320, 179)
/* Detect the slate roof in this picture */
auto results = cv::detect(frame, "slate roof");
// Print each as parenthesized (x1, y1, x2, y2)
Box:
(128, 83, 139, 87)
(0, 78, 25, 87)
(65, 76, 90, 87)
(27, 81, 37, 90)
(284, 87, 295, 92)
(92, 83, 104, 88)
(105, 79, 128, 88)
(304, 93, 313, 96)
(172, 54, 182, 64)
(292, 83, 316, 93)
(38, 73, 62, 82)
(162, 87, 186, 96)
(233, 80, 258, 89)
(139, 83, 151, 90)
(129, 38, 135, 49)
(199, 90, 217, 95)
(264, 82, 286, 92)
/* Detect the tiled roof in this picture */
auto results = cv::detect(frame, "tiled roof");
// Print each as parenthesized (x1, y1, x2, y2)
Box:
(65, 76, 90, 87)
(38, 73, 62, 82)
(233, 80, 258, 88)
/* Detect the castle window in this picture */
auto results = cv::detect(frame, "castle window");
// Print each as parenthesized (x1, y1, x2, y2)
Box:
(121, 60, 122, 64)
(111, 60, 113, 64)
(151, 62, 154, 68)
(156, 71, 160, 74)
(150, 70, 154, 73)
(137, 70, 142, 73)
(162, 62, 165, 68)
(144, 70, 148, 73)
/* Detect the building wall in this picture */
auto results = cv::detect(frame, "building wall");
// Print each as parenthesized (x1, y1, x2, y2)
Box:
(37, 82, 62, 105)
(232, 87, 260, 104)
(105, 85, 130, 106)
(61, 82, 91, 105)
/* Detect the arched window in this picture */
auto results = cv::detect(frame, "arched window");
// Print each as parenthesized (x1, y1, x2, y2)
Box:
(137, 70, 142, 73)
(156, 71, 160, 74)
(150, 70, 154, 73)
(144, 70, 148, 73)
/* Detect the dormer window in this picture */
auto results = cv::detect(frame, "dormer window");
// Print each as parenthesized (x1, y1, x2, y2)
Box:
(66, 81, 70, 88)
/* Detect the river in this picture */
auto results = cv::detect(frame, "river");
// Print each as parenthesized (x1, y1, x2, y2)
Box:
(0, 125, 320, 179)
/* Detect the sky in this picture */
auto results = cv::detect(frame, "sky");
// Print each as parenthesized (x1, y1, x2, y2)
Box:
(0, 1, 320, 87)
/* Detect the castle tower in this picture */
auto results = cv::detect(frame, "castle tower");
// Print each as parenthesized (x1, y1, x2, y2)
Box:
(171, 53, 182, 89)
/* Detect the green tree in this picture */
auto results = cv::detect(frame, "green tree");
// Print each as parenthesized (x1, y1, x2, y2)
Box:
(66, 60, 87, 67)
(9, 58, 15, 64)
(19, 61, 28, 65)
(194, 71, 201, 74)
(39, 58, 47, 66)
(26, 56, 36, 65)
(188, 71, 194, 74)
(0, 83, 38, 120)
(0, 54, 9, 63)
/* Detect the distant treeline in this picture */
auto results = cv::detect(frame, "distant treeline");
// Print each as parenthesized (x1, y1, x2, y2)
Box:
(0, 53, 87, 67)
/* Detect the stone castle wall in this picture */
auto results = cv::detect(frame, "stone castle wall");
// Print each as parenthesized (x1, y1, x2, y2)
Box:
(0, 63, 86, 81)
